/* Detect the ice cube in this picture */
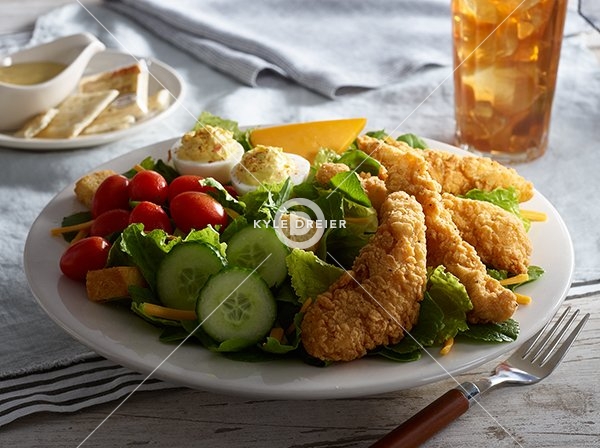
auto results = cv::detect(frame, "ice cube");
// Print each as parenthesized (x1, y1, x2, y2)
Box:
(461, 0, 498, 24)
(468, 67, 540, 116)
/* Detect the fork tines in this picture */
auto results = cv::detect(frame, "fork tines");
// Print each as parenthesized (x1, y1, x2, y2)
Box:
(517, 306, 590, 367)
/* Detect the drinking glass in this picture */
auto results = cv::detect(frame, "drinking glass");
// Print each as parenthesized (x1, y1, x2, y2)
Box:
(452, 0, 569, 162)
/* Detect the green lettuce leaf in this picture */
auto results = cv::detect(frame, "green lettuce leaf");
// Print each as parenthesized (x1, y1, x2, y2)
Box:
(239, 178, 293, 223)
(60, 211, 93, 242)
(330, 171, 371, 207)
(199, 177, 245, 215)
(336, 149, 381, 176)
(386, 293, 445, 355)
(123, 157, 179, 182)
(396, 133, 427, 149)
(131, 301, 181, 327)
(365, 129, 388, 140)
(183, 226, 227, 258)
(118, 224, 180, 290)
(192, 111, 252, 151)
(427, 266, 473, 343)
(488, 265, 544, 291)
(460, 319, 519, 343)
(312, 147, 340, 169)
(461, 187, 530, 230)
(286, 248, 344, 303)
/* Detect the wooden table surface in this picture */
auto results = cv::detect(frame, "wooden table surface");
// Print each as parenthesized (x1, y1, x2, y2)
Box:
(1, 2, 599, 447)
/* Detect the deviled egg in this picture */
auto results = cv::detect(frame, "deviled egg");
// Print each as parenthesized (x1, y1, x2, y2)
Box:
(230, 145, 310, 195)
(171, 125, 244, 183)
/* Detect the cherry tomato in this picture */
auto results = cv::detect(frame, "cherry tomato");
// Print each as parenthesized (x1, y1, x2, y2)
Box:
(169, 192, 228, 234)
(90, 209, 131, 238)
(129, 201, 173, 233)
(128, 170, 169, 205)
(91, 174, 130, 218)
(167, 175, 206, 202)
(60, 236, 111, 282)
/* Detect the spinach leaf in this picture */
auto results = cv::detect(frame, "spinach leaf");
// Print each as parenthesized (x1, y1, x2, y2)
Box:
(397, 133, 428, 149)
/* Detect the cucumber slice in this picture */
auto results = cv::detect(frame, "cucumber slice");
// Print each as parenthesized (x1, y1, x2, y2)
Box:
(157, 242, 225, 310)
(197, 267, 276, 348)
(226, 226, 289, 287)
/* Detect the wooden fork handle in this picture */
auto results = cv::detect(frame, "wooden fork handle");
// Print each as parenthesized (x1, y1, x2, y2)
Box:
(369, 388, 472, 448)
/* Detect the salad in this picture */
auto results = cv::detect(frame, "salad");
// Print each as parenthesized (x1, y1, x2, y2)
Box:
(52, 112, 543, 365)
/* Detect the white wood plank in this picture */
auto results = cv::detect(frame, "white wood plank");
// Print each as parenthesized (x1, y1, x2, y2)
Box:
(0, 295, 597, 447)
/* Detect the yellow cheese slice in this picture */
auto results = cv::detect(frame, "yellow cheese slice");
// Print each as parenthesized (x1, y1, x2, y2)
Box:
(249, 118, 367, 162)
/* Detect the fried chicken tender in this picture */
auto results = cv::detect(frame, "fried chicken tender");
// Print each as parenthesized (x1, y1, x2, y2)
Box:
(358, 135, 517, 324)
(443, 193, 532, 275)
(315, 162, 388, 212)
(359, 173, 388, 213)
(301, 191, 427, 361)
(381, 137, 533, 202)
(423, 148, 534, 202)
(314, 162, 350, 186)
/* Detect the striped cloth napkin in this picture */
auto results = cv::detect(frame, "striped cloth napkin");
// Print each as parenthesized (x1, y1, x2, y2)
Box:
(0, 357, 179, 427)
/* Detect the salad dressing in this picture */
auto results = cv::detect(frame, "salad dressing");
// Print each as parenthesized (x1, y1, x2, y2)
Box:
(0, 62, 66, 85)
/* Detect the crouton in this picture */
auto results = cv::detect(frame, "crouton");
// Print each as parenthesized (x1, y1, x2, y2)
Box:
(86, 266, 146, 303)
(74, 169, 117, 208)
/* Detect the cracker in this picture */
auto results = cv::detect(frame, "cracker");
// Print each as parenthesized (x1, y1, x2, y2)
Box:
(82, 89, 171, 135)
(79, 61, 149, 114)
(36, 90, 119, 139)
(13, 108, 59, 139)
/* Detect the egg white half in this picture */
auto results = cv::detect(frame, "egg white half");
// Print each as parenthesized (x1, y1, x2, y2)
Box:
(171, 138, 244, 184)
(230, 153, 311, 195)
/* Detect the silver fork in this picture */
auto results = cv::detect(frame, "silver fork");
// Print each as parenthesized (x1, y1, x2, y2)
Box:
(370, 306, 590, 448)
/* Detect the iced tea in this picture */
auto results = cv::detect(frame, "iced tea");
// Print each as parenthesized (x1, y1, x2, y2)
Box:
(452, 0, 568, 162)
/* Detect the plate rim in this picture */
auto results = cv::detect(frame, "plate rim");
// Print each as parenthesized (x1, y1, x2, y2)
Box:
(23, 135, 575, 399)
(0, 49, 185, 151)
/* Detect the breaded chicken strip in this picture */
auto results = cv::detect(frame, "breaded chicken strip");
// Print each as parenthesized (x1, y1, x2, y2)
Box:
(380, 137, 533, 202)
(442, 193, 532, 275)
(358, 135, 517, 324)
(301, 191, 427, 361)
(359, 173, 388, 213)
(314, 162, 349, 186)
(424, 148, 534, 202)
(315, 162, 388, 212)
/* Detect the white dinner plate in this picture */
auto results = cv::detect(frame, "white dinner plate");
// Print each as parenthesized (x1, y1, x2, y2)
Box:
(23, 136, 574, 399)
(0, 50, 184, 150)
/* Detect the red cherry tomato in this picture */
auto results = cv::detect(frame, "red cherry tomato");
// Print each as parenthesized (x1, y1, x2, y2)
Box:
(128, 170, 169, 205)
(90, 209, 131, 238)
(91, 174, 130, 218)
(167, 175, 206, 202)
(129, 201, 173, 233)
(59, 236, 111, 282)
(169, 191, 228, 234)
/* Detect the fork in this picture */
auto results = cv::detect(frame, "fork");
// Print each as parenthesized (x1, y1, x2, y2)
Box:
(370, 306, 590, 448)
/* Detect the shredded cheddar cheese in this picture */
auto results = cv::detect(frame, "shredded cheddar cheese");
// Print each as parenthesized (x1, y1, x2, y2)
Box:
(70, 228, 89, 245)
(515, 292, 532, 305)
(269, 327, 285, 342)
(440, 338, 454, 355)
(499, 273, 529, 286)
(520, 209, 547, 221)
(50, 219, 94, 236)
(142, 303, 197, 321)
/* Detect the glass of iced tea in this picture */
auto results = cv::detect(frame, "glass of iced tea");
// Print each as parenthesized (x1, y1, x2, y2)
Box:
(452, 0, 568, 162)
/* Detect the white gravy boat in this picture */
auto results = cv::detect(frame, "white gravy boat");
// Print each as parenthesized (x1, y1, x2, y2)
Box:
(0, 33, 106, 132)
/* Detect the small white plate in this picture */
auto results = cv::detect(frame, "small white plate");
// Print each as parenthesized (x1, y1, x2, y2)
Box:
(0, 50, 184, 150)
(23, 137, 574, 399)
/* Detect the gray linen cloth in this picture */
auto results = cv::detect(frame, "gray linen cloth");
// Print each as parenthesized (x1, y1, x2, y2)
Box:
(103, 0, 455, 98)
(0, 0, 599, 426)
